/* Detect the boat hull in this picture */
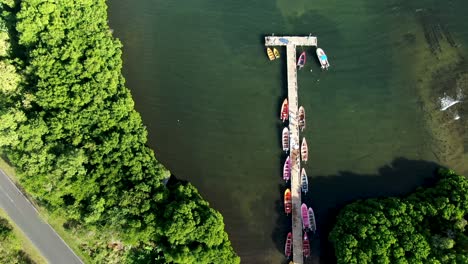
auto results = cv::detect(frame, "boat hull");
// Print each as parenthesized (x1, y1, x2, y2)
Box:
(285, 232, 292, 257)
(267, 47, 275, 61)
(301, 168, 308, 193)
(298, 106, 306, 131)
(282, 127, 289, 152)
(303, 232, 310, 258)
(283, 156, 291, 181)
(301, 138, 308, 162)
(274, 48, 280, 59)
(309, 207, 316, 232)
(284, 188, 292, 215)
(301, 203, 310, 230)
(280, 99, 288, 122)
(316, 48, 330, 69)
(297, 51, 306, 69)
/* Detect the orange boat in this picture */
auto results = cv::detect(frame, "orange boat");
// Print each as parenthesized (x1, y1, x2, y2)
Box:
(280, 99, 288, 122)
(284, 188, 292, 215)
(303, 232, 311, 258)
(285, 232, 292, 257)
(301, 138, 308, 162)
(298, 106, 306, 131)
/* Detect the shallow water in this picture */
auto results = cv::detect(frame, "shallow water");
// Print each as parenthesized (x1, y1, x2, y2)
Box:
(108, 0, 468, 263)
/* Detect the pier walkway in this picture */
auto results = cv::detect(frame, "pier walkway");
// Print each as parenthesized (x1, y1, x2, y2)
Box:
(265, 35, 318, 264)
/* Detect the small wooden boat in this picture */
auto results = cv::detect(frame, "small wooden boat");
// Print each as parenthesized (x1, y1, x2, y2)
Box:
(309, 207, 317, 233)
(282, 127, 289, 152)
(316, 48, 330, 70)
(301, 203, 310, 230)
(285, 232, 292, 257)
(273, 48, 280, 59)
(298, 106, 306, 131)
(283, 156, 291, 182)
(301, 138, 308, 163)
(267, 47, 275, 61)
(280, 99, 288, 122)
(284, 188, 292, 215)
(301, 168, 308, 194)
(297, 51, 306, 69)
(303, 232, 311, 258)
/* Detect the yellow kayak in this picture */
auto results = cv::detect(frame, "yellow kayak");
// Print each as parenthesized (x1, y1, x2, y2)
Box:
(266, 47, 275, 61)
(273, 48, 280, 59)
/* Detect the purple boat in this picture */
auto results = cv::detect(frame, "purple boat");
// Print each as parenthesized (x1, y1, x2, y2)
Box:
(297, 51, 306, 69)
(283, 156, 291, 181)
(301, 203, 310, 230)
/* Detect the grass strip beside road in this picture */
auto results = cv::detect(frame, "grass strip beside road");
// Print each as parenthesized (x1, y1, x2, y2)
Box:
(0, 157, 92, 263)
(0, 208, 47, 264)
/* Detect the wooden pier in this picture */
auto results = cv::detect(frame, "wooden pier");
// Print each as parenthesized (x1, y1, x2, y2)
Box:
(265, 35, 318, 264)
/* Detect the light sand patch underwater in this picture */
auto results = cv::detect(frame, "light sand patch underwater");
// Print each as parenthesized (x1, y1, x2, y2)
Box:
(397, 9, 468, 174)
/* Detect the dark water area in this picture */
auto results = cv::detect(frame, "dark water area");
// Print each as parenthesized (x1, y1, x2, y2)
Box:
(108, 0, 468, 263)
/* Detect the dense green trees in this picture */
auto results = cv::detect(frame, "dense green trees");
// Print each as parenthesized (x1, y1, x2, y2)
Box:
(0, 1, 239, 263)
(329, 169, 468, 264)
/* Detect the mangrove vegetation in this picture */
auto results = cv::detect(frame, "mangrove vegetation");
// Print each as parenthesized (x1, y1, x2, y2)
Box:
(330, 169, 468, 264)
(0, 1, 239, 263)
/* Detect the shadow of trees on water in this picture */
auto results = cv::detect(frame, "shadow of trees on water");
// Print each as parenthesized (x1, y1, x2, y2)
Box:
(272, 157, 444, 264)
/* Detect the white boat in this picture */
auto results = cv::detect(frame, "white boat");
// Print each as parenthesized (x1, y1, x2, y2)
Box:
(282, 127, 289, 152)
(316, 48, 330, 70)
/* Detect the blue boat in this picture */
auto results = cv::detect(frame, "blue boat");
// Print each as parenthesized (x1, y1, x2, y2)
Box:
(279, 38, 289, 44)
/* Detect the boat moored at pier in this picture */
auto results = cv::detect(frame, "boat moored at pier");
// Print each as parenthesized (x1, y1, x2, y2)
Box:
(282, 127, 290, 152)
(280, 99, 289, 122)
(283, 156, 291, 182)
(301, 203, 310, 230)
(284, 188, 292, 215)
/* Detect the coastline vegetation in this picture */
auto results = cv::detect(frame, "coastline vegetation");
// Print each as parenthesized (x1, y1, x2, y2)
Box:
(0, 1, 239, 263)
(329, 169, 468, 264)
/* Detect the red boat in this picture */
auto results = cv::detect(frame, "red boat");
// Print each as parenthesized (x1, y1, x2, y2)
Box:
(303, 232, 311, 258)
(301, 203, 310, 230)
(282, 127, 289, 152)
(285, 232, 292, 257)
(280, 99, 288, 122)
(297, 51, 306, 69)
(298, 106, 306, 131)
(284, 189, 292, 215)
(283, 156, 291, 181)
(301, 138, 308, 163)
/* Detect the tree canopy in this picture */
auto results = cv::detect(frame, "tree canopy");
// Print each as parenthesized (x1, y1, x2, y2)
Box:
(0, 1, 239, 263)
(329, 169, 468, 264)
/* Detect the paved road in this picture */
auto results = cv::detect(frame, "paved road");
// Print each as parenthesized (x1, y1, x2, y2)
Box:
(0, 169, 83, 264)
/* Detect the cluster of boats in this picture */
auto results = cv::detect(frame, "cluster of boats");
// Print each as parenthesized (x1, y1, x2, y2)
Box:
(266, 47, 280, 61)
(267, 47, 330, 70)
(280, 98, 317, 260)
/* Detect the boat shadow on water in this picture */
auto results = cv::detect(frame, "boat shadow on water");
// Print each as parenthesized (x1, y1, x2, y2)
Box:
(272, 157, 444, 264)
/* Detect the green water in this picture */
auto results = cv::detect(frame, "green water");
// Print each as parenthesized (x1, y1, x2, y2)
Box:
(108, 0, 468, 263)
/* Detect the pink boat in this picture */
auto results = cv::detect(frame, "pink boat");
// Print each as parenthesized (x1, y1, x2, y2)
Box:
(301, 203, 310, 230)
(283, 156, 291, 181)
(297, 51, 306, 69)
